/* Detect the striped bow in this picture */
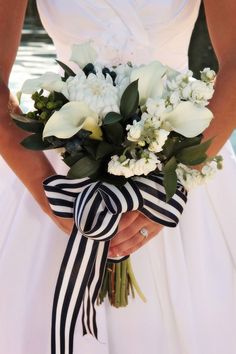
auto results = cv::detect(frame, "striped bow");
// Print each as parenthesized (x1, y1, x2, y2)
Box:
(43, 173, 187, 354)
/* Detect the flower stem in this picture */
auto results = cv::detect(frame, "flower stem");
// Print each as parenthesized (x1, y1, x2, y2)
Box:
(115, 263, 121, 308)
(127, 258, 147, 303)
(120, 259, 127, 306)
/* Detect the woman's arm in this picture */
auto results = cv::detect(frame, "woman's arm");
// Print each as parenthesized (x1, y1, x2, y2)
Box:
(203, 0, 236, 156)
(0, 0, 72, 234)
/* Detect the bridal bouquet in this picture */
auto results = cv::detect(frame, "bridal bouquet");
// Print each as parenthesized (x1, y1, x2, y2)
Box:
(13, 42, 222, 345)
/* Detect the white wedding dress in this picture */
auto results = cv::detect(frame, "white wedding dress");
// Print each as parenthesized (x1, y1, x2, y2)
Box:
(1, 1, 236, 353)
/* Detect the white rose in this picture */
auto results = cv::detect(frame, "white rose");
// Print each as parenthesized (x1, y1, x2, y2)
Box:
(70, 41, 97, 69)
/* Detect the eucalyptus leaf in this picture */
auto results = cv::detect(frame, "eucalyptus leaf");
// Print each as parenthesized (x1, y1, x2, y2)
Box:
(120, 79, 139, 118)
(12, 113, 44, 133)
(21, 134, 51, 150)
(103, 112, 123, 126)
(68, 156, 101, 178)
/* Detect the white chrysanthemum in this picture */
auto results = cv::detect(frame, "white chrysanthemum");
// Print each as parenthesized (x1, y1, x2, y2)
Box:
(181, 80, 214, 107)
(62, 71, 120, 119)
(200, 68, 216, 83)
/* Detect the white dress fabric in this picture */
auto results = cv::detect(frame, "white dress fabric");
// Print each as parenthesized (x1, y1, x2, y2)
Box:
(1, 1, 236, 353)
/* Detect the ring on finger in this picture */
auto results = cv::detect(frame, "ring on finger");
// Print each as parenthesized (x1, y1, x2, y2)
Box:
(139, 227, 149, 238)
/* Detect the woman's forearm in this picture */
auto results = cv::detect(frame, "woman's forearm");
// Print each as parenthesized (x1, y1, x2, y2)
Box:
(0, 83, 55, 215)
(203, 64, 236, 156)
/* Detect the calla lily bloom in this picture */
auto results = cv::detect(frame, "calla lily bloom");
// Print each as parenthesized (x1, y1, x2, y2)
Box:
(162, 101, 213, 138)
(43, 101, 102, 140)
(70, 42, 97, 69)
(20, 72, 66, 94)
(130, 61, 167, 105)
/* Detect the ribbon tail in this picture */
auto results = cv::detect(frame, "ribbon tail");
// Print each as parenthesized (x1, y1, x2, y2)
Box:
(82, 241, 110, 338)
(51, 226, 99, 354)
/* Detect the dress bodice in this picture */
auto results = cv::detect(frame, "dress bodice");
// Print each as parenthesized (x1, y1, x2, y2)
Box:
(36, 0, 200, 70)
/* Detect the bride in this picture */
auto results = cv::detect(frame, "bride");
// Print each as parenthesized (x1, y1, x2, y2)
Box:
(1, 1, 236, 353)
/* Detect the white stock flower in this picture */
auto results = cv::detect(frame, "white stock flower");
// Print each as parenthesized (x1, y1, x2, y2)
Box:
(126, 120, 143, 141)
(146, 97, 166, 117)
(176, 164, 203, 191)
(148, 129, 170, 153)
(131, 152, 159, 175)
(70, 41, 97, 69)
(20, 72, 65, 94)
(130, 61, 167, 105)
(162, 101, 213, 137)
(108, 156, 134, 178)
(43, 101, 102, 139)
(200, 68, 216, 83)
(62, 71, 120, 119)
(181, 80, 214, 106)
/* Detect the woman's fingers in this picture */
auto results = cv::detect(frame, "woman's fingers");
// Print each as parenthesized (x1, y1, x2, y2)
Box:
(117, 210, 140, 233)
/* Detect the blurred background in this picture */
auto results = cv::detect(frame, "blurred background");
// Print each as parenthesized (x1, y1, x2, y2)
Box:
(11, 0, 236, 150)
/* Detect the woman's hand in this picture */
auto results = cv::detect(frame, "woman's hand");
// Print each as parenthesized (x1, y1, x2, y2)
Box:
(49, 213, 74, 235)
(108, 211, 163, 258)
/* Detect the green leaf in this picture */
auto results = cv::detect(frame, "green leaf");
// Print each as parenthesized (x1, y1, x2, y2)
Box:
(163, 156, 178, 201)
(176, 138, 212, 165)
(21, 134, 51, 150)
(12, 113, 44, 133)
(96, 141, 117, 160)
(120, 79, 139, 118)
(103, 112, 123, 126)
(63, 153, 84, 167)
(67, 156, 101, 178)
(56, 60, 76, 79)
(102, 123, 124, 145)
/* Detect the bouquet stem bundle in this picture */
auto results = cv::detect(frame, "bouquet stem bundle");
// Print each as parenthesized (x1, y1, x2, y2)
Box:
(98, 258, 146, 307)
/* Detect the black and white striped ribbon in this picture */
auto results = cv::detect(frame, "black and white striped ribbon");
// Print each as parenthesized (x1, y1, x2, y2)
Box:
(43, 174, 187, 354)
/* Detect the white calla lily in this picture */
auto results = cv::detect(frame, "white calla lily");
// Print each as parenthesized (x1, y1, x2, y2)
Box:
(130, 61, 167, 105)
(43, 101, 101, 139)
(21, 72, 65, 94)
(70, 42, 97, 69)
(162, 101, 213, 137)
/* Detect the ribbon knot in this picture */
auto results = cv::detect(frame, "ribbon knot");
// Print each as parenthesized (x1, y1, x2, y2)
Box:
(43, 173, 187, 354)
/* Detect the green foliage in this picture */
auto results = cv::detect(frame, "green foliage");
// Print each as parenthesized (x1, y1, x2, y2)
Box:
(120, 80, 139, 119)
(176, 138, 212, 165)
(68, 156, 101, 178)
(12, 113, 44, 133)
(103, 112, 123, 125)
(162, 156, 178, 201)
(102, 123, 124, 145)
(56, 60, 76, 80)
(21, 133, 51, 150)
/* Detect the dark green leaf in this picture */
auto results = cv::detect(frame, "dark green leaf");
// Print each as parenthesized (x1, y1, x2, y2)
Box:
(102, 123, 124, 145)
(103, 112, 123, 126)
(163, 157, 178, 201)
(120, 79, 139, 118)
(67, 156, 101, 178)
(96, 141, 117, 160)
(173, 135, 203, 154)
(56, 60, 76, 79)
(21, 134, 51, 150)
(176, 138, 212, 165)
(12, 113, 44, 133)
(63, 153, 84, 167)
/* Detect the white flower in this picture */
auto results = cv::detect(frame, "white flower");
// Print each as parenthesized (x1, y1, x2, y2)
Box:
(146, 97, 166, 117)
(130, 61, 167, 105)
(200, 68, 216, 83)
(148, 129, 170, 153)
(162, 101, 213, 137)
(108, 156, 134, 178)
(132, 153, 158, 176)
(20, 72, 65, 94)
(182, 80, 214, 107)
(114, 64, 132, 97)
(126, 120, 143, 141)
(201, 162, 217, 179)
(42, 101, 102, 139)
(62, 71, 120, 119)
(176, 164, 203, 190)
(70, 41, 97, 69)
